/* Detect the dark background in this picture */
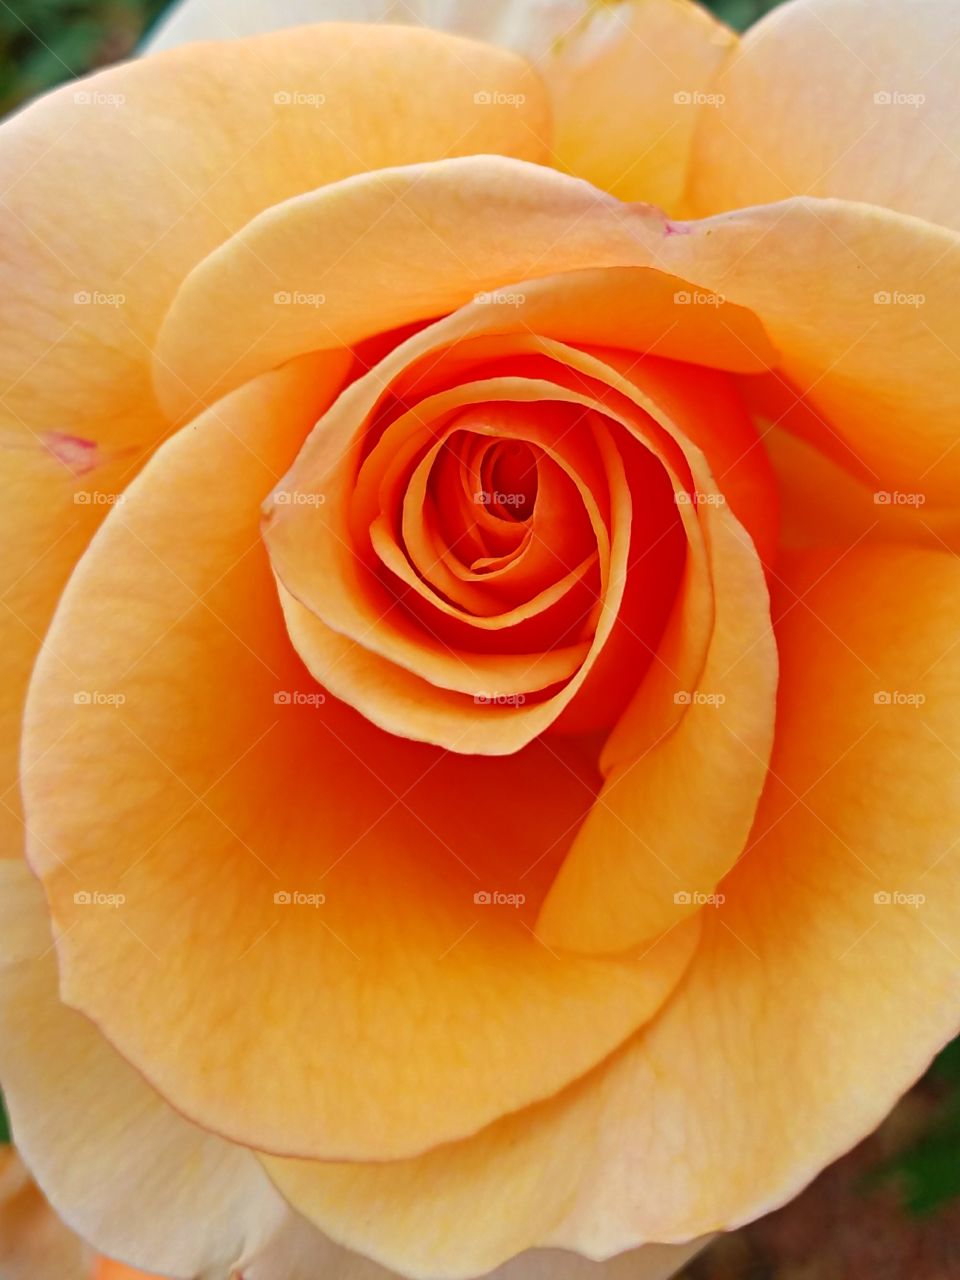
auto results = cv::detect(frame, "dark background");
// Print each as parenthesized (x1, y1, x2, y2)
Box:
(1, 1, 959, 1276)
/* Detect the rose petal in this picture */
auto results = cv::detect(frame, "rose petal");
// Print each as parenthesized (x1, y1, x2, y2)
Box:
(268, 374, 640, 753)
(146, 0, 735, 209)
(0, 23, 545, 447)
(21, 356, 699, 1162)
(0, 861, 295, 1280)
(259, 545, 960, 1276)
(659, 198, 960, 503)
(0, 1146, 90, 1280)
(0, 20, 531, 871)
(689, 0, 960, 231)
(153, 157, 673, 418)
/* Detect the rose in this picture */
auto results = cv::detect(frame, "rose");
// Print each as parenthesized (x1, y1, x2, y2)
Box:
(1, 1, 959, 1279)
(0, 1147, 93, 1280)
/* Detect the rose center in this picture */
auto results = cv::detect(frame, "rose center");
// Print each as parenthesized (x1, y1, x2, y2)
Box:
(477, 438, 539, 522)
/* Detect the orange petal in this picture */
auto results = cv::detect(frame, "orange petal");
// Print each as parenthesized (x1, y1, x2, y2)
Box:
(22, 356, 699, 1162)
(0, 23, 545, 447)
(689, 0, 960, 231)
(1, 20, 520, 864)
(259, 544, 960, 1276)
(544, 0, 735, 209)
(267, 373, 645, 754)
(0, 862, 295, 1279)
(0, 1145, 89, 1280)
(532, 348, 777, 953)
(154, 158, 673, 417)
(148, 0, 735, 210)
(657, 198, 960, 503)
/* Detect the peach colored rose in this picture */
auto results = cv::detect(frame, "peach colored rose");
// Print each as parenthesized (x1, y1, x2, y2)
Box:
(0, 1146, 91, 1279)
(2, 2, 960, 1279)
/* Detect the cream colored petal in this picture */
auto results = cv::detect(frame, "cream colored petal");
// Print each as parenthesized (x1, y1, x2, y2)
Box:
(0, 858, 296, 1279)
(147, 0, 736, 209)
(689, 0, 960, 231)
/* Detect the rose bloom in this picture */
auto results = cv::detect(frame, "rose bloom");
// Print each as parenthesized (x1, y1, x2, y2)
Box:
(1, 0, 960, 1277)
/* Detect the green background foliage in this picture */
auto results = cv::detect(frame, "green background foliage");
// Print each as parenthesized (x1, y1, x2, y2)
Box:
(0, 0, 783, 114)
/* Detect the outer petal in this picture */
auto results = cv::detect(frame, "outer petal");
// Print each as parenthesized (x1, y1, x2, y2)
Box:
(658, 198, 960, 503)
(0, 1147, 89, 1280)
(92, 1238, 706, 1280)
(0, 860, 294, 1280)
(0, 448, 132, 859)
(0, 20, 540, 853)
(261, 545, 960, 1277)
(4, 852, 700, 1280)
(689, 0, 960, 231)
(147, 0, 736, 210)
(153, 157, 673, 416)
(157, 157, 960, 504)
(21, 355, 698, 1164)
(0, 24, 545, 443)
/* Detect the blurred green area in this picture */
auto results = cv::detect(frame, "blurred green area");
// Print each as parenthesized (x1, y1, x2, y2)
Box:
(0, 0, 167, 113)
(0, 0, 785, 115)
